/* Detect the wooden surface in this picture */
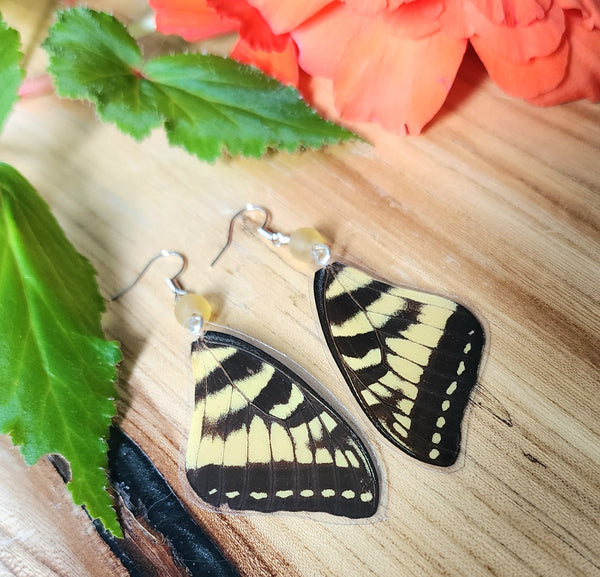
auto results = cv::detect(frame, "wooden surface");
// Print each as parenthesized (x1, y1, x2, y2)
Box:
(1, 1, 599, 576)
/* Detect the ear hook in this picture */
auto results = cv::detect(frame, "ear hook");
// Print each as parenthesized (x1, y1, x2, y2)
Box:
(111, 249, 188, 301)
(210, 203, 291, 268)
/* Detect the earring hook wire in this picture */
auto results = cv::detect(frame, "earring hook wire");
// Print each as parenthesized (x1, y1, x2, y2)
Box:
(210, 203, 290, 269)
(110, 249, 188, 301)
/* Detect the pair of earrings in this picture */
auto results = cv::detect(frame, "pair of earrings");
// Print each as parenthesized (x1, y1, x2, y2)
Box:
(115, 205, 485, 521)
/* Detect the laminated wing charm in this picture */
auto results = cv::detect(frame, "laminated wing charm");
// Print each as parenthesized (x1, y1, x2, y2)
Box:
(314, 263, 485, 467)
(185, 331, 379, 518)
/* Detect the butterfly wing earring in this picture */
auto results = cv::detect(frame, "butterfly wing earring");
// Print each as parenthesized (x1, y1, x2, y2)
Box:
(212, 207, 486, 468)
(114, 250, 380, 519)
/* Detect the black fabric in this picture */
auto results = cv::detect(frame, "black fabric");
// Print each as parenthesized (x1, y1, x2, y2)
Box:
(98, 426, 239, 577)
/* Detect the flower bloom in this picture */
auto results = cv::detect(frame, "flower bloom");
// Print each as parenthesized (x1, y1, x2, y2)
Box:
(149, 0, 600, 134)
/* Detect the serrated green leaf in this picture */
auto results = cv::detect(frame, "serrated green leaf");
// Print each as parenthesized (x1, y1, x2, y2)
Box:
(42, 7, 161, 139)
(43, 8, 355, 161)
(0, 163, 122, 536)
(0, 12, 25, 131)
(144, 54, 354, 159)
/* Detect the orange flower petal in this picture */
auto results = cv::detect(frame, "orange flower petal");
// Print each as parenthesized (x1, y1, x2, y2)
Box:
(465, 0, 565, 62)
(468, 0, 551, 26)
(529, 11, 600, 104)
(292, 4, 364, 77)
(345, 0, 389, 16)
(472, 32, 569, 98)
(209, 0, 289, 51)
(438, 0, 474, 38)
(231, 36, 300, 86)
(555, 0, 600, 30)
(149, 0, 238, 41)
(331, 23, 468, 134)
(386, 0, 444, 39)
(245, 0, 333, 33)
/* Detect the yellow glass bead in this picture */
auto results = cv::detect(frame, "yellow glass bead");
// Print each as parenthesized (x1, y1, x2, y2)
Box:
(289, 227, 328, 263)
(174, 293, 212, 328)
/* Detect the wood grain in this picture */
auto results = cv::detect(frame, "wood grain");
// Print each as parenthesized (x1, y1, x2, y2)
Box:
(1, 1, 599, 576)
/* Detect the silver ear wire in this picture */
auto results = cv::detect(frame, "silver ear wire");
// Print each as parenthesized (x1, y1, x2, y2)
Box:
(111, 249, 188, 301)
(210, 203, 291, 268)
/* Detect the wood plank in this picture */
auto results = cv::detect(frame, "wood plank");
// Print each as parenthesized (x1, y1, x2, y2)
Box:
(1, 1, 599, 576)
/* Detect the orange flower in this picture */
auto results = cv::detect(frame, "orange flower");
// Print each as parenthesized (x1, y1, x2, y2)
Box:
(150, 0, 600, 134)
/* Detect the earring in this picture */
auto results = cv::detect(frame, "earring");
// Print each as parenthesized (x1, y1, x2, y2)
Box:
(113, 250, 380, 519)
(212, 206, 486, 468)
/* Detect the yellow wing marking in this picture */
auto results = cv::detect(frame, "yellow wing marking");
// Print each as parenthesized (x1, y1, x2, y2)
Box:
(387, 354, 424, 384)
(223, 423, 249, 466)
(334, 449, 349, 467)
(270, 421, 295, 462)
(361, 389, 380, 406)
(417, 304, 455, 330)
(389, 286, 457, 310)
(368, 382, 394, 399)
(379, 371, 418, 400)
(319, 411, 338, 433)
(248, 415, 271, 464)
(325, 267, 372, 299)
(308, 415, 324, 442)
(365, 292, 408, 316)
(289, 423, 313, 464)
(185, 399, 206, 469)
(236, 364, 275, 402)
(194, 433, 225, 469)
(331, 311, 373, 337)
(401, 323, 444, 348)
(315, 448, 334, 464)
(191, 346, 237, 381)
(342, 348, 382, 370)
(386, 337, 433, 366)
(269, 382, 305, 419)
(203, 385, 246, 424)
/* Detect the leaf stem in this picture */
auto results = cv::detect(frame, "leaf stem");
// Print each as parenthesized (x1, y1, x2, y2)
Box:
(18, 75, 54, 99)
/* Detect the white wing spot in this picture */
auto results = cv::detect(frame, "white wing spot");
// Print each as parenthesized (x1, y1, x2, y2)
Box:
(250, 492, 268, 500)
(321, 489, 335, 497)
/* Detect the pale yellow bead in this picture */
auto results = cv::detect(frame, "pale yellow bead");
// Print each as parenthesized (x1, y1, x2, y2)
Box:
(174, 293, 212, 327)
(289, 227, 327, 262)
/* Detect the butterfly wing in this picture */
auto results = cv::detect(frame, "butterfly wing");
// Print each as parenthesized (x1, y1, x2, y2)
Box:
(185, 330, 379, 518)
(314, 262, 485, 467)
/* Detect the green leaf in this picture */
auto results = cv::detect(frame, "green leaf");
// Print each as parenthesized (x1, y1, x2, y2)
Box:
(0, 163, 122, 536)
(0, 12, 25, 131)
(42, 8, 160, 139)
(43, 8, 354, 161)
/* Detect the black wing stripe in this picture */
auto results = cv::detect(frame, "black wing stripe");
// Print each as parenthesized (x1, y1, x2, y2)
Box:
(315, 262, 485, 467)
(186, 331, 379, 518)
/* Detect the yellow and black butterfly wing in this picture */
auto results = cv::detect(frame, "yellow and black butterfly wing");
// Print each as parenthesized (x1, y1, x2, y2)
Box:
(185, 331, 379, 518)
(314, 263, 485, 467)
